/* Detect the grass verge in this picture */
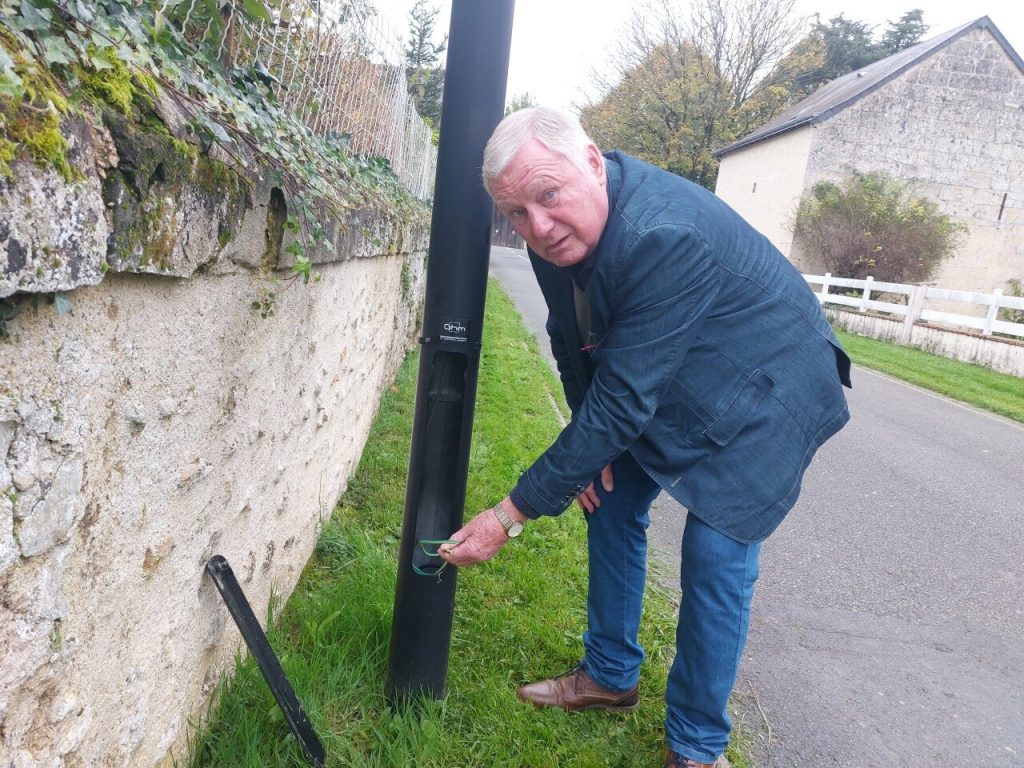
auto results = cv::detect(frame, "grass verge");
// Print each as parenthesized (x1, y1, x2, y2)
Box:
(836, 330, 1024, 422)
(188, 280, 746, 767)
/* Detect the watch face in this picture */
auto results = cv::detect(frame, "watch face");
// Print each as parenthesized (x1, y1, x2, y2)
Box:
(508, 521, 524, 538)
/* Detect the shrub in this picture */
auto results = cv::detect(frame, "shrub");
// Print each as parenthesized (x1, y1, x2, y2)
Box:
(793, 170, 966, 283)
(998, 278, 1024, 325)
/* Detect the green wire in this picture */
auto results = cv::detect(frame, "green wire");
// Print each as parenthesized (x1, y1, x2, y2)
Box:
(412, 539, 461, 577)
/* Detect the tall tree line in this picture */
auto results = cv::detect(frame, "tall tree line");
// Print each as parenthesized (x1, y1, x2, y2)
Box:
(580, 1, 929, 189)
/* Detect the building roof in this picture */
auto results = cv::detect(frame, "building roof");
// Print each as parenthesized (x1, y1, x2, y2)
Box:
(715, 16, 1024, 158)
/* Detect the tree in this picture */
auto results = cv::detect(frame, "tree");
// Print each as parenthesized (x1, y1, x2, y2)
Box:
(505, 92, 537, 116)
(792, 171, 965, 283)
(581, 0, 803, 189)
(684, 0, 804, 107)
(404, 0, 446, 127)
(581, 2, 931, 189)
(814, 14, 879, 80)
(736, 31, 826, 133)
(778, 10, 929, 96)
(879, 9, 929, 55)
(581, 37, 726, 186)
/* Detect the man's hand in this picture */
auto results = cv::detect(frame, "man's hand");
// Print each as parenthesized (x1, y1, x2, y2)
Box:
(439, 497, 527, 568)
(577, 464, 614, 514)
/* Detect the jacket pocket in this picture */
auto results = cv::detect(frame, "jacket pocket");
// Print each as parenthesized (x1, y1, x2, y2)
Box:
(703, 368, 775, 446)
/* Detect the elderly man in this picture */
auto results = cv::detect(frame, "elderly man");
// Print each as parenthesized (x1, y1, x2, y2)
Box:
(439, 107, 851, 767)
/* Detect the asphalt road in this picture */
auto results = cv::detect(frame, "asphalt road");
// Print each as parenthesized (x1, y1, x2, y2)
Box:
(488, 245, 1024, 768)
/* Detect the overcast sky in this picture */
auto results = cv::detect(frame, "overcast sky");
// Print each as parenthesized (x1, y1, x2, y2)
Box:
(374, 0, 1024, 111)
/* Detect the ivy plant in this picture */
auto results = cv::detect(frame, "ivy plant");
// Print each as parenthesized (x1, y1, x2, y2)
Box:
(0, 0, 426, 312)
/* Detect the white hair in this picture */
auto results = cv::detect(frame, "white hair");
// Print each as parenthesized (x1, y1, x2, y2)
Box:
(482, 106, 599, 196)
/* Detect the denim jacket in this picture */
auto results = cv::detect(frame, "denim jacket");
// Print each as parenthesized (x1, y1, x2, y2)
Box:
(509, 152, 851, 543)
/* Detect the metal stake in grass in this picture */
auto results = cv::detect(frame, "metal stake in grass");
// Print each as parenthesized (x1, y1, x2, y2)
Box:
(205, 555, 326, 767)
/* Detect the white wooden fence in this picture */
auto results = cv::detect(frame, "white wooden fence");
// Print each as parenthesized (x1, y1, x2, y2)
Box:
(804, 273, 1024, 343)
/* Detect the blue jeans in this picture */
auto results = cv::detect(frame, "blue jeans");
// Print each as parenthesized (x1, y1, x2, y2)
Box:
(581, 452, 762, 763)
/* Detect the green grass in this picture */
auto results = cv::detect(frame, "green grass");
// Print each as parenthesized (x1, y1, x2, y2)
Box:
(188, 280, 750, 768)
(836, 330, 1024, 422)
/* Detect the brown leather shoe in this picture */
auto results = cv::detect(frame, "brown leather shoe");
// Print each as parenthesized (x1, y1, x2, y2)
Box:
(664, 751, 731, 768)
(516, 662, 639, 711)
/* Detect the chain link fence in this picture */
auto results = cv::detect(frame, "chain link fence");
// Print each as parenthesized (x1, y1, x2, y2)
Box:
(175, 0, 437, 199)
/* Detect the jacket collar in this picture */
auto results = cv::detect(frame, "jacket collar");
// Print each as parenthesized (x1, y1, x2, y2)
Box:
(577, 152, 625, 285)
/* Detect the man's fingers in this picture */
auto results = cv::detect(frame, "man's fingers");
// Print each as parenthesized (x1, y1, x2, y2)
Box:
(437, 507, 509, 566)
(439, 539, 471, 565)
(440, 541, 470, 566)
(577, 466, 615, 513)
(445, 537, 497, 566)
(577, 482, 600, 514)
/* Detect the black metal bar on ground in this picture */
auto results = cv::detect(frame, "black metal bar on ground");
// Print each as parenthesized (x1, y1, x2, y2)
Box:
(386, 0, 515, 703)
(205, 555, 326, 767)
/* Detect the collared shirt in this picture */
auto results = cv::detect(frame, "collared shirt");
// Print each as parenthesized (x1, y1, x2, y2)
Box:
(567, 248, 597, 349)
(565, 249, 597, 291)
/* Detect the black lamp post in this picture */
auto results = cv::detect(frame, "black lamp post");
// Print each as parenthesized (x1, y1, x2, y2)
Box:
(386, 0, 516, 702)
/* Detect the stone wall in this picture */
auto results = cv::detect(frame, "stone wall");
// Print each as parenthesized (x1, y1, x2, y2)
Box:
(802, 27, 1024, 293)
(0, 112, 428, 766)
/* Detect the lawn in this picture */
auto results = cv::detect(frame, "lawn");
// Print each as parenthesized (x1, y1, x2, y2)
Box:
(835, 329, 1024, 422)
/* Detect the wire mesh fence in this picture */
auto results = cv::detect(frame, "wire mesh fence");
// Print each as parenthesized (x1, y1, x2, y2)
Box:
(173, 0, 437, 199)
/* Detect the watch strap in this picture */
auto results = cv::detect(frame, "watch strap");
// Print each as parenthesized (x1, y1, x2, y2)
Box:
(493, 504, 516, 533)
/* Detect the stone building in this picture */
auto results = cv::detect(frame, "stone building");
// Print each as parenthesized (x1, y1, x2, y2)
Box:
(714, 16, 1024, 294)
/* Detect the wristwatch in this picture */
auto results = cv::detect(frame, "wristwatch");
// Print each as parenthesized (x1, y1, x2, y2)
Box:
(493, 503, 525, 538)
